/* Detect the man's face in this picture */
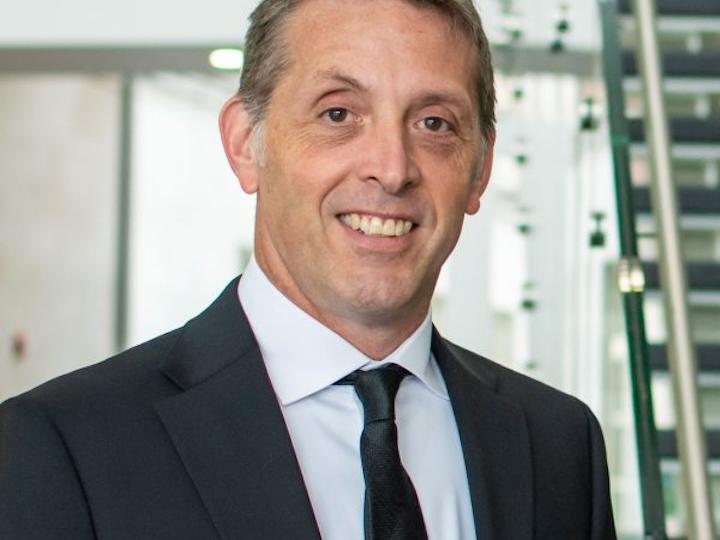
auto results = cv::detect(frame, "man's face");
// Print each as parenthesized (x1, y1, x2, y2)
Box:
(223, 0, 493, 335)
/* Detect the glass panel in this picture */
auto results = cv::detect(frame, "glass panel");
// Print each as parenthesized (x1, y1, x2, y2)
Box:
(127, 73, 255, 345)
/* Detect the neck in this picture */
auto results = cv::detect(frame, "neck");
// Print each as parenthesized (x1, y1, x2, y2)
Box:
(253, 256, 429, 361)
(314, 310, 427, 360)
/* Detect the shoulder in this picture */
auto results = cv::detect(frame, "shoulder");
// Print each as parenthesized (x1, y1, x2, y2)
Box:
(442, 339, 599, 431)
(1, 328, 183, 421)
(2, 276, 247, 427)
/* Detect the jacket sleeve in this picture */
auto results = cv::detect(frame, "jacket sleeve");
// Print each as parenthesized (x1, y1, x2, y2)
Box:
(584, 405, 618, 540)
(0, 396, 96, 540)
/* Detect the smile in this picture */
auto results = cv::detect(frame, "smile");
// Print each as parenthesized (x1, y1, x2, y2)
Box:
(338, 213, 415, 237)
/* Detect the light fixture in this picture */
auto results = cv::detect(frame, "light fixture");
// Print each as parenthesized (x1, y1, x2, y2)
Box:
(618, 257, 645, 293)
(209, 49, 244, 71)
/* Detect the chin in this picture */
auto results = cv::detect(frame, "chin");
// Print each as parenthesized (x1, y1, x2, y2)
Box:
(337, 278, 423, 320)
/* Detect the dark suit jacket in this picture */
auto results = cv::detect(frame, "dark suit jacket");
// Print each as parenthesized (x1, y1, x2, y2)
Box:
(0, 277, 616, 539)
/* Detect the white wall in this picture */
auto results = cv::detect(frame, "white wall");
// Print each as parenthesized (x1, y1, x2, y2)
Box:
(0, 75, 119, 400)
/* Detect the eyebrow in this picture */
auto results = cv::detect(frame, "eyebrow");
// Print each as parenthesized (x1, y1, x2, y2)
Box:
(412, 91, 472, 113)
(310, 68, 472, 116)
(312, 68, 368, 93)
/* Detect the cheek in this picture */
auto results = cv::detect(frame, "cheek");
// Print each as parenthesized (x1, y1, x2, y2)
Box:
(419, 160, 476, 219)
(416, 137, 476, 180)
(258, 147, 354, 234)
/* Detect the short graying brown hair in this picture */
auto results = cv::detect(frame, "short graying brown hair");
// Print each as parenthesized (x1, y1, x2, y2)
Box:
(237, 0, 496, 141)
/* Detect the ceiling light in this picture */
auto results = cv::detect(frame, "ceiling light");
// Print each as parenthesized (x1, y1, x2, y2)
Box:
(209, 49, 244, 71)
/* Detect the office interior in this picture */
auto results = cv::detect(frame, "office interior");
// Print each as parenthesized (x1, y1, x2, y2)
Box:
(1, 0, 719, 537)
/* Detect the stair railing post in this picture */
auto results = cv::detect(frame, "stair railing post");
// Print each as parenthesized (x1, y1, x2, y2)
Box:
(599, 2, 667, 537)
(631, 0, 716, 538)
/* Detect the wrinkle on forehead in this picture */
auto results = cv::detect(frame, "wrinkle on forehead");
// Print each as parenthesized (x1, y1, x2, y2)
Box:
(281, 2, 477, 90)
(284, 0, 474, 63)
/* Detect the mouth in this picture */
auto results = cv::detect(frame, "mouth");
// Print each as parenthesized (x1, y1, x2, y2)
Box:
(338, 213, 415, 237)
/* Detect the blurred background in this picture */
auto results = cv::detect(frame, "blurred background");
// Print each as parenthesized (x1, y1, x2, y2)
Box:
(1, 0, 719, 538)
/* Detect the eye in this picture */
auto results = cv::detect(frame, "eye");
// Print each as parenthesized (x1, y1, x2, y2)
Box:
(421, 116, 451, 132)
(323, 107, 352, 123)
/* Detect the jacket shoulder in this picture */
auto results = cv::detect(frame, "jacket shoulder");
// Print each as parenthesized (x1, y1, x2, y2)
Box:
(443, 339, 596, 422)
(2, 328, 183, 413)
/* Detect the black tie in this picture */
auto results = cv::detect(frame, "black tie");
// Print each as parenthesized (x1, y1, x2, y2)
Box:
(339, 366, 429, 540)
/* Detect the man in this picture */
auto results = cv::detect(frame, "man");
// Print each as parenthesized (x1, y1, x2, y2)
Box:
(0, 0, 616, 538)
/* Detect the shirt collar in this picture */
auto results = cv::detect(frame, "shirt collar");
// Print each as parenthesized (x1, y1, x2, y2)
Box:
(237, 257, 448, 405)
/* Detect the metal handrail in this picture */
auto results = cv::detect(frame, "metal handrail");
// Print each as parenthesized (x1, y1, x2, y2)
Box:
(598, 1, 667, 537)
(630, 0, 716, 538)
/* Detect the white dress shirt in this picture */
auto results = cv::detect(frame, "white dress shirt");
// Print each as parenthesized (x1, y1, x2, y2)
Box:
(238, 257, 476, 540)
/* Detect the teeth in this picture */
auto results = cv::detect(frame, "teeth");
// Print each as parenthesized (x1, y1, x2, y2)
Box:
(382, 219, 396, 236)
(360, 215, 370, 233)
(339, 213, 414, 237)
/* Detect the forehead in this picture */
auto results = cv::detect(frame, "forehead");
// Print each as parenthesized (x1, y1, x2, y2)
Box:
(276, 0, 477, 106)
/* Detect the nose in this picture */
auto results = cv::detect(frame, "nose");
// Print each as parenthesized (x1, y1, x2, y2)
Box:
(358, 120, 419, 194)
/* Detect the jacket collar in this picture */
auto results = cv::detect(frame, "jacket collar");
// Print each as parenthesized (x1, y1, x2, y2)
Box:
(432, 328, 534, 540)
(158, 277, 254, 390)
(156, 277, 322, 540)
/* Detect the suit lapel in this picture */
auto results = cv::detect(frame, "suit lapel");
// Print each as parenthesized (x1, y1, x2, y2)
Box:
(155, 278, 321, 540)
(432, 329, 534, 540)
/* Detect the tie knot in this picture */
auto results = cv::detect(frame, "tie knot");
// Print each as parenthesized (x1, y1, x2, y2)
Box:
(352, 365, 409, 424)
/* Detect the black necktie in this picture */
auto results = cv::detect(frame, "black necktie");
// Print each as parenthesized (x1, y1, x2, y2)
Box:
(338, 366, 429, 540)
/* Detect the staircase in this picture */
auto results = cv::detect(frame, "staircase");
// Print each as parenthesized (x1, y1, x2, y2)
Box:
(603, 0, 720, 537)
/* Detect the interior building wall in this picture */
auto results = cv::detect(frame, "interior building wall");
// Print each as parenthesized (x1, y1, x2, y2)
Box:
(0, 75, 119, 401)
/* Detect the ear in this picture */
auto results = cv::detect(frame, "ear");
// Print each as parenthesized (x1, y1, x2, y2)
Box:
(465, 130, 495, 215)
(219, 96, 260, 194)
